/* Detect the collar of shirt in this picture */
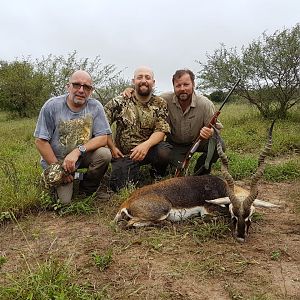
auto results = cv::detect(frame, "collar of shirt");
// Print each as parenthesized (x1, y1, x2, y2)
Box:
(132, 93, 155, 106)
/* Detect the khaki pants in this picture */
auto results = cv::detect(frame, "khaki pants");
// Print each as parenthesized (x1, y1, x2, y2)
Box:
(56, 147, 111, 204)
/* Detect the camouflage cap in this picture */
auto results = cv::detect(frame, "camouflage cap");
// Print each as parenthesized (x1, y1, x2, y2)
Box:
(42, 162, 68, 188)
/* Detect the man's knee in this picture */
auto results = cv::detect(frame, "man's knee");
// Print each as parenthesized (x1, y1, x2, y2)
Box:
(91, 147, 112, 165)
(55, 182, 73, 204)
(156, 142, 172, 162)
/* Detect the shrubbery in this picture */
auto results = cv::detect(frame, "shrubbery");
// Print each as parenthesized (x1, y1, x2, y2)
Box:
(0, 51, 130, 118)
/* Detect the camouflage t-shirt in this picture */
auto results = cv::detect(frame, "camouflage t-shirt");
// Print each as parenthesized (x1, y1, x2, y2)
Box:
(105, 94, 170, 154)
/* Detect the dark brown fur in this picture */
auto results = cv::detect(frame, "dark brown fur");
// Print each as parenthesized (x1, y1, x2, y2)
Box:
(128, 175, 228, 208)
(115, 175, 229, 224)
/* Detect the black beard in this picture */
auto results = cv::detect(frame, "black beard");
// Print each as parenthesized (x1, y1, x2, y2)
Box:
(137, 85, 151, 96)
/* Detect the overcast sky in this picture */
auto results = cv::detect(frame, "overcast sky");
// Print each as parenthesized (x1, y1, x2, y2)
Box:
(0, 0, 299, 92)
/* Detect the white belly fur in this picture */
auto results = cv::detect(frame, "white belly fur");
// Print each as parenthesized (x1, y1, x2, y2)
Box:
(167, 206, 209, 222)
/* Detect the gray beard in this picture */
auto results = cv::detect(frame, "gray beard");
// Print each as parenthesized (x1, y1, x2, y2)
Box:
(73, 97, 86, 106)
(178, 93, 191, 101)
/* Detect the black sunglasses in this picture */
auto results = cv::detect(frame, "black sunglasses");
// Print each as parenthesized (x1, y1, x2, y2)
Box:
(70, 82, 93, 92)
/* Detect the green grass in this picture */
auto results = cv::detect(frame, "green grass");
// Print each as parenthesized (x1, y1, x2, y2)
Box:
(264, 160, 300, 181)
(0, 256, 7, 269)
(220, 103, 300, 155)
(212, 150, 300, 181)
(0, 113, 41, 217)
(0, 104, 299, 217)
(92, 249, 113, 271)
(0, 259, 109, 300)
(270, 250, 281, 261)
(191, 218, 230, 243)
(40, 191, 96, 216)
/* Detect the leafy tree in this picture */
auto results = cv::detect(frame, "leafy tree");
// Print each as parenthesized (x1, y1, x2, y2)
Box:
(0, 51, 130, 117)
(197, 23, 300, 119)
(36, 51, 129, 99)
(94, 76, 131, 105)
(0, 60, 52, 117)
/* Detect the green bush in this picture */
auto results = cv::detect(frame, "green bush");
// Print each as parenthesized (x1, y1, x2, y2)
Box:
(209, 90, 226, 102)
(0, 61, 52, 118)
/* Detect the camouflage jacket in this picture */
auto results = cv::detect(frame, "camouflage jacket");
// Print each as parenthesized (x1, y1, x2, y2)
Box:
(105, 94, 170, 154)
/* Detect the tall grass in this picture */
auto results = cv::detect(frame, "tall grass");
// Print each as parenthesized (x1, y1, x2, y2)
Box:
(219, 103, 300, 155)
(0, 113, 41, 219)
(0, 103, 299, 217)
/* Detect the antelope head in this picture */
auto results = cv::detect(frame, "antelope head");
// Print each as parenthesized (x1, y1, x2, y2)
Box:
(215, 121, 275, 242)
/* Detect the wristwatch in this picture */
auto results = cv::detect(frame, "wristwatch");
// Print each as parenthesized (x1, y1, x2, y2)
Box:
(77, 144, 87, 156)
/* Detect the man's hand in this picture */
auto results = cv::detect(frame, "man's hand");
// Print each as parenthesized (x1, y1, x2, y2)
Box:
(62, 174, 74, 184)
(63, 149, 80, 173)
(199, 126, 214, 140)
(111, 147, 124, 158)
(122, 87, 134, 98)
(130, 141, 151, 161)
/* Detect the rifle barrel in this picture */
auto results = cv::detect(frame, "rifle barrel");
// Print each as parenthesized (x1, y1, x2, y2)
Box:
(219, 78, 241, 110)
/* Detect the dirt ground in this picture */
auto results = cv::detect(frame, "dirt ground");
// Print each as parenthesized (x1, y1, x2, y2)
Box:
(0, 180, 299, 300)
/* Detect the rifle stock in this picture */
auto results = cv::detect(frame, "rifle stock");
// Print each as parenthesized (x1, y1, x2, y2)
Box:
(174, 79, 241, 177)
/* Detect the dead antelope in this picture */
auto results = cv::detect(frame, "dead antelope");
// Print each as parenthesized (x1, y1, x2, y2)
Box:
(114, 122, 278, 242)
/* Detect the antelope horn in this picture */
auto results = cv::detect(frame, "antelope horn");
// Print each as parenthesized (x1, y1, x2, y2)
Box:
(214, 127, 240, 210)
(243, 120, 275, 209)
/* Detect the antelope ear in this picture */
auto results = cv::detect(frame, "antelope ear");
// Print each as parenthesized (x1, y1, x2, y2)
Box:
(206, 197, 230, 205)
(253, 199, 281, 208)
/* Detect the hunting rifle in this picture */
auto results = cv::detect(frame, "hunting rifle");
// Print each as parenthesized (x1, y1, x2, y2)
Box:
(174, 78, 241, 177)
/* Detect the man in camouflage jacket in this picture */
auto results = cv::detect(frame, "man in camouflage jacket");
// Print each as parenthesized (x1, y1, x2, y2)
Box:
(105, 66, 172, 191)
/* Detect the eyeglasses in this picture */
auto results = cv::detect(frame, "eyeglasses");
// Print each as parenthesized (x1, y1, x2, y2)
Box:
(70, 82, 93, 92)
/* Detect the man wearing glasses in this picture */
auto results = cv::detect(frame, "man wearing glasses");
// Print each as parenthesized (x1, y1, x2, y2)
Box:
(34, 70, 112, 204)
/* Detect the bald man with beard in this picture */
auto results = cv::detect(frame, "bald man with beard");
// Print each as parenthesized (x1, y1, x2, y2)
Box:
(105, 66, 172, 191)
